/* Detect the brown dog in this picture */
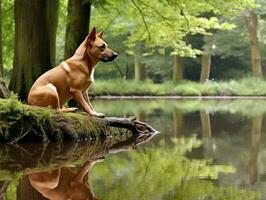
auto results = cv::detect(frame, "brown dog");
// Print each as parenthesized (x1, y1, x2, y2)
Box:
(27, 27, 117, 117)
(28, 159, 103, 200)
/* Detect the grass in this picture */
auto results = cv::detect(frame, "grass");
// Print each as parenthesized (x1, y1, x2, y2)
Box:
(90, 77, 266, 96)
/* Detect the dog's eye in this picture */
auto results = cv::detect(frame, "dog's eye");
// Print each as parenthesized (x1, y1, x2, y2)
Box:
(99, 44, 106, 49)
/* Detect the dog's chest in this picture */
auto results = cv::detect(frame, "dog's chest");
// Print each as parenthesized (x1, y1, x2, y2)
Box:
(89, 68, 95, 82)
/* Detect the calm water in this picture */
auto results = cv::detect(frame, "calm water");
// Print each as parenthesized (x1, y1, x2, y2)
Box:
(1, 99, 266, 199)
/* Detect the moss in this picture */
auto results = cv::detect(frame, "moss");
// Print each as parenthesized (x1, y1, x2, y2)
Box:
(0, 96, 147, 142)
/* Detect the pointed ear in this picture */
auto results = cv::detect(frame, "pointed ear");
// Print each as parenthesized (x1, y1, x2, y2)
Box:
(88, 27, 96, 42)
(97, 31, 104, 39)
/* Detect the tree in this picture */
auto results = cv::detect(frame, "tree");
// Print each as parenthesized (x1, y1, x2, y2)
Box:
(245, 11, 262, 77)
(134, 42, 146, 81)
(9, 0, 59, 100)
(173, 55, 183, 81)
(91, 0, 256, 82)
(200, 51, 211, 82)
(64, 0, 91, 59)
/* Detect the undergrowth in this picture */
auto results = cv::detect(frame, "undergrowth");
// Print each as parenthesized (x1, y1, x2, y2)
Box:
(90, 78, 266, 96)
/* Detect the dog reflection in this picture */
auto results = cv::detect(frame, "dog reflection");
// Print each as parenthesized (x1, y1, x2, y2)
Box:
(28, 159, 103, 200)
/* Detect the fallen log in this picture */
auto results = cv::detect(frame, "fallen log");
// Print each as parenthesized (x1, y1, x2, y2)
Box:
(0, 97, 158, 143)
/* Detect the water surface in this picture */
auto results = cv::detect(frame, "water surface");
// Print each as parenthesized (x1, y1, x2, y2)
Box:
(1, 99, 266, 199)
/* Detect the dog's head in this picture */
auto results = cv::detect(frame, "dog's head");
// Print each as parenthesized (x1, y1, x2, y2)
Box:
(86, 27, 118, 62)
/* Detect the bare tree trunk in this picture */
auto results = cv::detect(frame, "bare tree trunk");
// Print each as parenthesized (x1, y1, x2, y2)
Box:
(173, 55, 183, 82)
(64, 0, 91, 59)
(200, 52, 211, 83)
(200, 111, 211, 138)
(248, 115, 262, 185)
(134, 42, 146, 81)
(0, 0, 3, 77)
(9, 0, 59, 100)
(245, 12, 262, 78)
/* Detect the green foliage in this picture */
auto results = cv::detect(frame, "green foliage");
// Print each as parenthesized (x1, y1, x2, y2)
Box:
(2, 0, 14, 71)
(90, 77, 266, 96)
(5, 182, 17, 200)
(91, 0, 256, 57)
(90, 136, 259, 200)
(56, 0, 68, 63)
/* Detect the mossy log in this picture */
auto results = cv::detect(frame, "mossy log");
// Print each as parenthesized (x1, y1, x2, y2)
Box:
(0, 97, 158, 143)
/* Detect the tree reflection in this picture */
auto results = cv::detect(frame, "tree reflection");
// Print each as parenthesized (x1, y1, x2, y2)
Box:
(248, 114, 263, 185)
(173, 109, 183, 137)
(200, 111, 212, 138)
(90, 137, 259, 200)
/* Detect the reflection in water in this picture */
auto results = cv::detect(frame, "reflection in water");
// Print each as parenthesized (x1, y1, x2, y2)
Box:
(0, 131, 155, 200)
(173, 109, 183, 137)
(92, 99, 266, 199)
(0, 181, 9, 199)
(200, 111, 212, 138)
(248, 115, 263, 185)
(1, 99, 266, 199)
(28, 159, 102, 200)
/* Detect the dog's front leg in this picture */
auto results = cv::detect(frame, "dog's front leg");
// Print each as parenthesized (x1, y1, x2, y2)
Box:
(83, 90, 95, 111)
(71, 89, 104, 117)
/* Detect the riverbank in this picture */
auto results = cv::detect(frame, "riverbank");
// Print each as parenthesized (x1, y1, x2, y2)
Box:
(90, 78, 266, 97)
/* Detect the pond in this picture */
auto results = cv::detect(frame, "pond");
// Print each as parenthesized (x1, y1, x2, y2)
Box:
(1, 98, 266, 199)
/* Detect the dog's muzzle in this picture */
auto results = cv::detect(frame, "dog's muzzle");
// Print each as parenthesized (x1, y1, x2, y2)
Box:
(100, 52, 118, 62)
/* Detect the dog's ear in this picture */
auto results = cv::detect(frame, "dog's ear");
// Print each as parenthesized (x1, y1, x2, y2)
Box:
(97, 31, 104, 39)
(88, 27, 96, 42)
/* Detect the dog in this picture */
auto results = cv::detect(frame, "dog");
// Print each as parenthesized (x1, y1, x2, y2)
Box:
(27, 27, 117, 117)
(28, 159, 103, 200)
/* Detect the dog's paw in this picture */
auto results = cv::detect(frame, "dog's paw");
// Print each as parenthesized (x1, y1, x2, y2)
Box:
(90, 112, 105, 118)
(59, 107, 78, 112)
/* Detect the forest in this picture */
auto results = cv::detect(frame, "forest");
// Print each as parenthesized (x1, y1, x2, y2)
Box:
(0, 0, 265, 99)
(1, 1, 266, 199)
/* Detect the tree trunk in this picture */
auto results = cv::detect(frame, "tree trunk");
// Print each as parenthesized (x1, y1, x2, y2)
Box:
(248, 115, 262, 185)
(173, 55, 183, 82)
(0, 76, 9, 98)
(200, 52, 211, 83)
(64, 0, 91, 59)
(245, 12, 262, 78)
(200, 111, 211, 138)
(134, 42, 146, 81)
(9, 0, 59, 100)
(0, 0, 3, 78)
